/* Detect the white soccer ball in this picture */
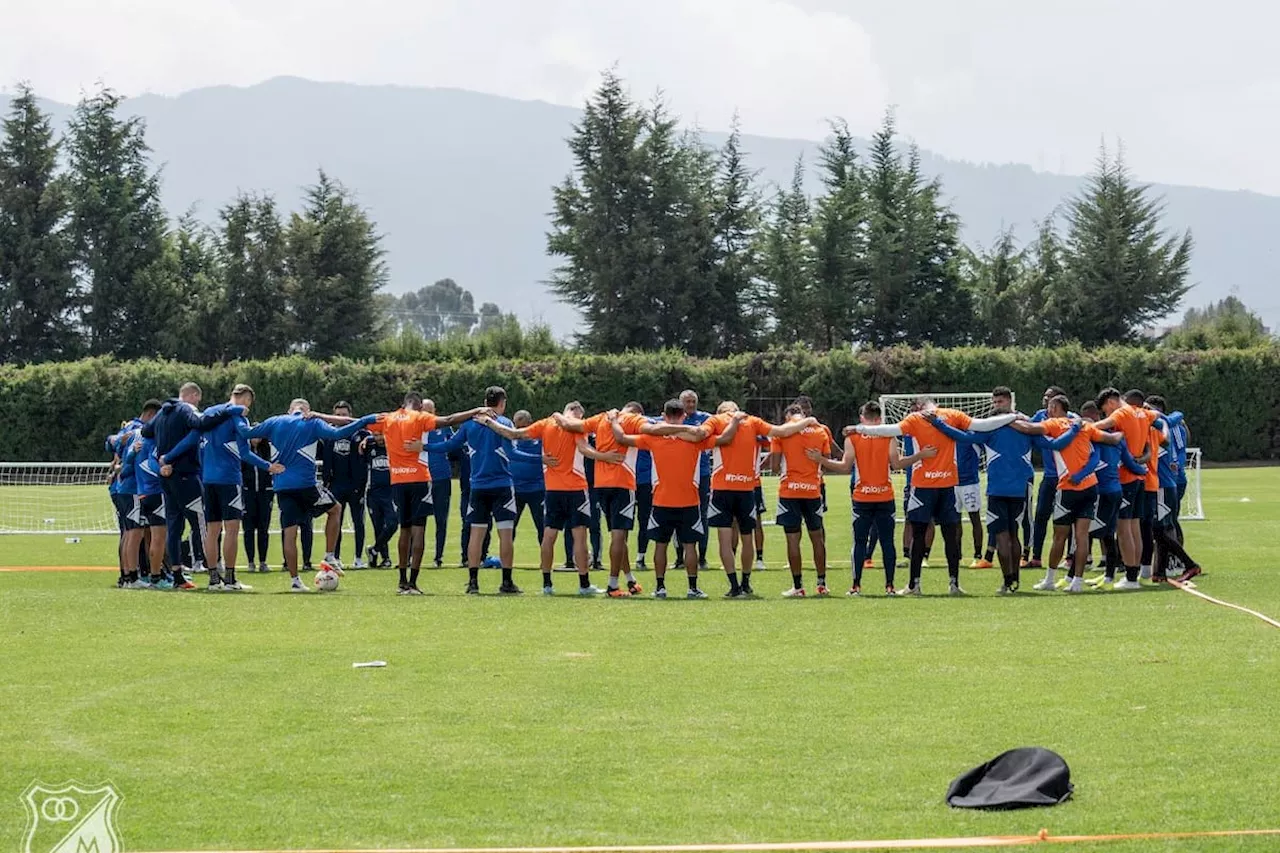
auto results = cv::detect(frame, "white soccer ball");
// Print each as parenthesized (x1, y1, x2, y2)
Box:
(314, 569, 340, 592)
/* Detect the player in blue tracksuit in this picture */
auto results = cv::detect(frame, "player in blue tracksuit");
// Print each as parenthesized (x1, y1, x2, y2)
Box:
(247, 400, 379, 591)
(1027, 386, 1066, 568)
(955, 441, 985, 564)
(1165, 409, 1190, 543)
(633, 427, 655, 570)
(423, 418, 460, 567)
(242, 437, 275, 572)
(131, 412, 173, 588)
(113, 420, 143, 587)
(361, 433, 396, 567)
(681, 390, 713, 569)
(106, 417, 144, 582)
(141, 382, 237, 588)
(429, 386, 523, 594)
(197, 385, 276, 590)
(1145, 398, 1202, 582)
(509, 410, 546, 545)
(321, 401, 371, 567)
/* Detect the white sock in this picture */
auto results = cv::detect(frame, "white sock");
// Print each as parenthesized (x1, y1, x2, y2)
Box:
(625, 571, 637, 584)
(608, 576, 619, 589)
(1044, 568, 1057, 584)
(325, 552, 336, 562)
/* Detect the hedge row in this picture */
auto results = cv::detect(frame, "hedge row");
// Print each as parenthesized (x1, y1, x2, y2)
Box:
(2, 345, 1278, 463)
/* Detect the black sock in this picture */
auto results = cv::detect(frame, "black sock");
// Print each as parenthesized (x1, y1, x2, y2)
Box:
(727, 571, 739, 591)
(579, 573, 590, 589)
(793, 573, 804, 590)
(502, 568, 513, 585)
(1125, 565, 1139, 583)
(410, 567, 421, 587)
(687, 574, 698, 591)
(742, 571, 751, 587)
(656, 577, 666, 591)
(542, 571, 552, 587)
(398, 567, 408, 586)
(226, 567, 236, 583)
(468, 567, 479, 584)
(817, 574, 827, 587)
(985, 549, 995, 562)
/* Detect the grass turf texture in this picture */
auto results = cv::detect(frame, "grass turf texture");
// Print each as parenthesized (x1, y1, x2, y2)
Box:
(1, 470, 1278, 853)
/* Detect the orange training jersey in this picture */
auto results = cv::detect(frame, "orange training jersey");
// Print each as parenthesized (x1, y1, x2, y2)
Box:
(850, 435, 895, 503)
(594, 413, 646, 490)
(636, 433, 717, 508)
(1145, 424, 1163, 492)
(1041, 418, 1101, 492)
(898, 409, 974, 489)
(774, 422, 833, 500)
(1110, 404, 1151, 485)
(525, 415, 601, 493)
(709, 413, 772, 492)
(367, 409, 438, 484)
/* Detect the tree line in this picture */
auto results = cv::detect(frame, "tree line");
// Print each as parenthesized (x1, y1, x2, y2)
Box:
(548, 71, 1224, 355)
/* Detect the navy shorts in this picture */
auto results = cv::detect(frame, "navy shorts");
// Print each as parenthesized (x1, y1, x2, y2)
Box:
(596, 487, 636, 532)
(203, 483, 244, 523)
(754, 485, 767, 517)
(545, 489, 592, 531)
(1119, 481, 1145, 520)
(1053, 487, 1098, 525)
(709, 489, 758, 532)
(111, 493, 133, 529)
(277, 485, 336, 530)
(1144, 489, 1158, 525)
(648, 505, 703, 545)
(776, 497, 824, 533)
(986, 495, 1027, 537)
(906, 486, 960, 525)
(1154, 486, 1179, 528)
(135, 493, 166, 528)
(392, 481, 433, 527)
(1091, 491, 1121, 539)
(467, 486, 517, 529)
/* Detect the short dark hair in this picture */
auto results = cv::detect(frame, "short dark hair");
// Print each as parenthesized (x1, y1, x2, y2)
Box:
(403, 392, 423, 409)
(333, 400, 352, 413)
(623, 401, 644, 415)
(1146, 395, 1167, 411)
(485, 386, 507, 407)
(992, 386, 1013, 399)
(793, 395, 813, 414)
(1080, 401, 1100, 417)
(1124, 389, 1145, 405)
(141, 399, 162, 415)
(861, 401, 882, 418)
(1049, 394, 1071, 413)
(784, 404, 805, 418)
(1045, 386, 1066, 398)
(663, 399, 684, 418)
(231, 383, 255, 401)
(1097, 387, 1122, 407)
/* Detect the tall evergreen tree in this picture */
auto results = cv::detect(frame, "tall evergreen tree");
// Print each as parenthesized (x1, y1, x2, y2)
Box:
(810, 119, 867, 349)
(1058, 145, 1193, 343)
(286, 170, 387, 357)
(65, 86, 167, 356)
(1023, 218, 1066, 345)
(219, 193, 292, 359)
(709, 116, 764, 355)
(963, 229, 1030, 347)
(761, 156, 815, 345)
(0, 83, 79, 363)
(166, 215, 227, 362)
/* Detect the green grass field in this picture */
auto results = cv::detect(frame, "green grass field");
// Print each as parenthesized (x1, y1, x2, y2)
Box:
(2, 470, 1279, 853)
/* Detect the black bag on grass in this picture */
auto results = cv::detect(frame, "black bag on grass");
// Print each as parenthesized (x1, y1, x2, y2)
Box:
(946, 747, 1073, 810)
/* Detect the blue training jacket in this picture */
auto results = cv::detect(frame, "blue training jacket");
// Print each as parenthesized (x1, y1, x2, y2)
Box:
(363, 436, 392, 490)
(430, 417, 516, 491)
(511, 438, 545, 494)
(134, 436, 164, 497)
(424, 427, 457, 481)
(248, 412, 378, 492)
(321, 429, 371, 493)
(199, 402, 271, 486)
(142, 399, 234, 476)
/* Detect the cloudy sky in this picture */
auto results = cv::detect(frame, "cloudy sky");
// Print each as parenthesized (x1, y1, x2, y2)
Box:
(2, 0, 1274, 194)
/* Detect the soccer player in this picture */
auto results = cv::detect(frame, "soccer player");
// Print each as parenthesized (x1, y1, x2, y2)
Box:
(361, 433, 397, 568)
(114, 405, 153, 588)
(478, 402, 623, 595)
(1027, 386, 1067, 569)
(634, 424, 656, 571)
(364, 393, 490, 594)
(610, 401, 726, 598)
(851, 398, 1018, 596)
(708, 402, 817, 597)
(588, 402, 649, 597)
(1092, 388, 1153, 588)
(142, 382, 234, 589)
(813, 401, 935, 596)
(107, 414, 146, 584)
(957, 439, 987, 568)
(1145, 397, 1204, 583)
(248, 400, 380, 591)
(772, 404, 837, 597)
(421, 401, 459, 567)
(242, 436, 275, 573)
(509, 410, 547, 545)
(1167, 406, 1191, 544)
(752, 435, 769, 571)
(198, 384, 280, 591)
(563, 438, 603, 571)
(1079, 401, 1147, 588)
(680, 389, 714, 570)
(129, 404, 171, 588)
(322, 401, 370, 568)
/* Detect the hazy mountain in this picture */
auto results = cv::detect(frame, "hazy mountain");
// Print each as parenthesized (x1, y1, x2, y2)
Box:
(7, 76, 1279, 335)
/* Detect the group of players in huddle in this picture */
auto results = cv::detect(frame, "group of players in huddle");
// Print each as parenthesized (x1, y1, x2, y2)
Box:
(104, 380, 1199, 598)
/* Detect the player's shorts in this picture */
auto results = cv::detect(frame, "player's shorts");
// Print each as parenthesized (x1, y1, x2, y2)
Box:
(1091, 490, 1121, 539)
(956, 483, 982, 514)
(852, 500, 896, 526)
(203, 483, 245, 523)
(1052, 487, 1098, 525)
(708, 489, 758, 533)
(985, 495, 1026, 537)
(111, 493, 133, 529)
(545, 489, 592, 531)
(136, 493, 166, 528)
(1119, 481, 1145, 520)
(1154, 486, 1179, 528)
(906, 486, 960, 525)
(647, 505, 703, 545)
(392, 481, 433, 527)
(754, 485, 767, 517)
(1143, 490, 1158, 524)
(776, 496, 824, 533)
(277, 485, 336, 530)
(466, 486, 517, 530)
(595, 487, 636, 532)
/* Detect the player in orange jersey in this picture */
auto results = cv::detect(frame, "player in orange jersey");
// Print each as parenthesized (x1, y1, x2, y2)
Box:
(1092, 388, 1154, 588)
(705, 402, 818, 597)
(771, 404, 839, 597)
(591, 401, 653, 597)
